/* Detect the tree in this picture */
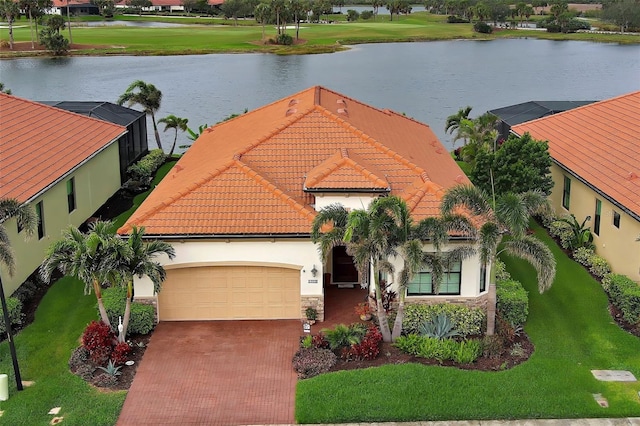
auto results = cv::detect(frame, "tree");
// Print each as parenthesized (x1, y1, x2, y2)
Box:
(451, 112, 499, 165)
(182, 0, 198, 14)
(118, 80, 164, 152)
(158, 114, 188, 157)
(127, 0, 152, 15)
(471, 132, 553, 197)
(0, 82, 11, 94)
(39, 15, 70, 56)
(19, 0, 37, 49)
(515, 1, 527, 25)
(372, 0, 383, 19)
(474, 1, 490, 21)
(602, 0, 640, 32)
(0, 0, 20, 50)
(40, 221, 125, 329)
(549, 0, 568, 18)
(220, 0, 244, 24)
(65, 0, 73, 45)
(114, 226, 174, 342)
(289, 0, 307, 39)
(441, 185, 556, 334)
(254, 1, 270, 40)
(445, 105, 472, 136)
(91, 0, 116, 17)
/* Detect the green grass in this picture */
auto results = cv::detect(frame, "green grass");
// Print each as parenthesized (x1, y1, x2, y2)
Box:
(3, 12, 638, 57)
(295, 221, 640, 422)
(0, 277, 126, 425)
(0, 162, 176, 425)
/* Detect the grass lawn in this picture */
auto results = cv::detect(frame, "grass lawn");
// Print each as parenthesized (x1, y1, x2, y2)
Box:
(295, 221, 640, 422)
(0, 161, 176, 425)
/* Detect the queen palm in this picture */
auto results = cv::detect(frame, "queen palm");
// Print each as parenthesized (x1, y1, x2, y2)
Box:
(441, 185, 556, 334)
(115, 226, 175, 342)
(117, 80, 164, 151)
(40, 221, 125, 328)
(158, 114, 188, 157)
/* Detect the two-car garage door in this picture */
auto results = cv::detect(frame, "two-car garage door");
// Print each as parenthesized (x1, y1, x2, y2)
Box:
(157, 265, 301, 321)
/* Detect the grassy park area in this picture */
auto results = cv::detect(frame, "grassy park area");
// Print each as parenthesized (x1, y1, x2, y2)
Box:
(1, 12, 638, 57)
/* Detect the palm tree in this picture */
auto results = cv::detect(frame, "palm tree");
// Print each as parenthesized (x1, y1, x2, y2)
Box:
(254, 2, 270, 41)
(0, 198, 37, 275)
(19, 0, 36, 49)
(445, 106, 472, 137)
(0, 0, 21, 50)
(65, 0, 73, 45)
(158, 114, 188, 157)
(117, 80, 164, 151)
(114, 226, 175, 342)
(40, 221, 125, 328)
(441, 185, 556, 334)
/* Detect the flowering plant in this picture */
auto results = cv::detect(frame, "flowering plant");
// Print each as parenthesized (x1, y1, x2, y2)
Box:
(354, 302, 371, 316)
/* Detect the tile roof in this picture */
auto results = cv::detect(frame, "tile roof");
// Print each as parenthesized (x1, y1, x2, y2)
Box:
(0, 93, 126, 203)
(511, 91, 640, 219)
(120, 86, 470, 237)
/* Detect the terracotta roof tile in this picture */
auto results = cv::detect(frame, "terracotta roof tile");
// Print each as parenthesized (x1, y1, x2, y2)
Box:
(0, 93, 126, 203)
(512, 91, 640, 218)
(120, 86, 470, 236)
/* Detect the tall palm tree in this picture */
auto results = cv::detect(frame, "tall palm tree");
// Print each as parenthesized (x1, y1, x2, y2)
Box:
(65, 0, 73, 45)
(0, 0, 21, 50)
(254, 2, 270, 41)
(158, 114, 188, 157)
(19, 0, 37, 49)
(445, 106, 472, 137)
(40, 221, 125, 328)
(114, 226, 175, 342)
(117, 80, 164, 151)
(441, 185, 556, 334)
(0, 198, 38, 275)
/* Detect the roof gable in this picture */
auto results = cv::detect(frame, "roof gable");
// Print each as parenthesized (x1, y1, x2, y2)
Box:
(511, 91, 640, 218)
(120, 86, 469, 236)
(0, 93, 126, 203)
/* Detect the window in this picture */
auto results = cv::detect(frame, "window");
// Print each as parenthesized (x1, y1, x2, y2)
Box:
(36, 201, 45, 240)
(67, 178, 76, 213)
(407, 261, 462, 296)
(562, 176, 571, 210)
(594, 199, 601, 236)
(479, 263, 487, 293)
(613, 210, 621, 228)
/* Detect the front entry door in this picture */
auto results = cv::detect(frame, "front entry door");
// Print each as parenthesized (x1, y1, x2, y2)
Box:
(332, 246, 359, 283)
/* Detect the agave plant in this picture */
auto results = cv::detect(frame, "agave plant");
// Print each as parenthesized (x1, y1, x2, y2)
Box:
(97, 360, 122, 378)
(418, 313, 460, 340)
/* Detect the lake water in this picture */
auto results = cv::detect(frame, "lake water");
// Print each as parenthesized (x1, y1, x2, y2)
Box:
(1, 39, 639, 151)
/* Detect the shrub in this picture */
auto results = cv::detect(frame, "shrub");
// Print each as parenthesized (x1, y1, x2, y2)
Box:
(607, 274, 640, 324)
(447, 15, 469, 23)
(567, 18, 590, 32)
(589, 255, 611, 278)
(452, 339, 482, 364)
(343, 325, 382, 361)
(127, 149, 166, 183)
(481, 335, 505, 359)
(101, 287, 156, 335)
(496, 279, 529, 327)
(93, 372, 117, 388)
(473, 21, 493, 33)
(75, 364, 96, 381)
(311, 333, 330, 349)
(494, 259, 511, 282)
(82, 320, 114, 351)
(322, 323, 366, 350)
(69, 346, 90, 370)
(601, 273, 615, 292)
(403, 303, 485, 337)
(111, 342, 132, 366)
(510, 342, 525, 357)
(549, 220, 574, 249)
(90, 346, 112, 366)
(276, 33, 293, 45)
(11, 279, 40, 304)
(300, 334, 313, 349)
(418, 337, 458, 363)
(393, 334, 423, 356)
(292, 348, 337, 379)
(346, 9, 360, 21)
(573, 247, 595, 266)
(0, 297, 22, 334)
(417, 313, 460, 339)
(360, 10, 373, 19)
(496, 315, 518, 345)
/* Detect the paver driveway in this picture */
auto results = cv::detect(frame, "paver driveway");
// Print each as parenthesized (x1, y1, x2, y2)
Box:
(117, 320, 301, 425)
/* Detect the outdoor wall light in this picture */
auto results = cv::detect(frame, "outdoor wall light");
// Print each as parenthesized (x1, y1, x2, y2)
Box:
(311, 265, 318, 277)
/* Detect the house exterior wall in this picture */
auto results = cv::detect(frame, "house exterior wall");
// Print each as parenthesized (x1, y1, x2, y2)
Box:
(313, 193, 378, 211)
(1, 142, 122, 295)
(550, 163, 640, 280)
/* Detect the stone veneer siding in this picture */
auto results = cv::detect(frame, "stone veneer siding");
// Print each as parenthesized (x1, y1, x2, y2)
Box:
(301, 295, 325, 322)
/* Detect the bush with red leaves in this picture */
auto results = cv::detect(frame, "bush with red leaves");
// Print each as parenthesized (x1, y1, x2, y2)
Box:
(111, 342, 132, 366)
(82, 321, 114, 351)
(312, 333, 330, 349)
(90, 346, 112, 365)
(343, 324, 383, 361)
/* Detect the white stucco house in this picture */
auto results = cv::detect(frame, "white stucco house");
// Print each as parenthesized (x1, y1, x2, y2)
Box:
(119, 86, 488, 322)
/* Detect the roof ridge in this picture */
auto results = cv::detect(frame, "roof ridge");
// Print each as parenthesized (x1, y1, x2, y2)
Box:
(233, 159, 317, 224)
(403, 179, 446, 213)
(341, 157, 390, 189)
(119, 160, 236, 233)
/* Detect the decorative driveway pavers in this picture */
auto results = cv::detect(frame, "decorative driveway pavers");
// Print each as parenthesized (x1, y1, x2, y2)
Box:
(117, 320, 301, 426)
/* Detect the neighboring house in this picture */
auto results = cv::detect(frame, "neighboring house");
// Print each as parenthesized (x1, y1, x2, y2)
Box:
(113, 0, 224, 12)
(42, 101, 149, 183)
(489, 100, 595, 141)
(119, 86, 488, 322)
(512, 91, 640, 280)
(0, 94, 127, 296)
(50, 0, 100, 15)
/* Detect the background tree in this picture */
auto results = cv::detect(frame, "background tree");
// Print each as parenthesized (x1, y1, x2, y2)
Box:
(220, 0, 244, 24)
(127, 0, 152, 15)
(40, 221, 126, 329)
(158, 114, 188, 157)
(471, 132, 553, 197)
(114, 226, 174, 342)
(602, 0, 640, 32)
(445, 105, 472, 137)
(65, 0, 73, 45)
(118, 80, 164, 151)
(0, 82, 11, 94)
(19, 0, 37, 49)
(91, 0, 116, 17)
(182, 0, 198, 14)
(0, 0, 20, 50)
(289, 0, 307, 39)
(254, 1, 270, 39)
(441, 186, 556, 335)
(32, 0, 53, 42)
(372, 0, 383, 19)
(549, 0, 568, 19)
(39, 14, 69, 55)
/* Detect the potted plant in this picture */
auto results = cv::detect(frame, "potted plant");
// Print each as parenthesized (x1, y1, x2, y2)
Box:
(355, 302, 372, 321)
(305, 307, 318, 324)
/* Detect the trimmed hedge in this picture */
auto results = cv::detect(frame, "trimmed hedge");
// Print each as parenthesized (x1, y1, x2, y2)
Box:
(127, 149, 167, 183)
(100, 287, 155, 336)
(606, 274, 640, 324)
(0, 297, 23, 334)
(403, 303, 485, 337)
(496, 279, 528, 327)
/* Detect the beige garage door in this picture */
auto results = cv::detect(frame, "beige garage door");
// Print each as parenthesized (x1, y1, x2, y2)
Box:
(158, 265, 301, 321)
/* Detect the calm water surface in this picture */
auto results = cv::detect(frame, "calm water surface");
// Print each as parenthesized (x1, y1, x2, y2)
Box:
(1, 39, 639, 151)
